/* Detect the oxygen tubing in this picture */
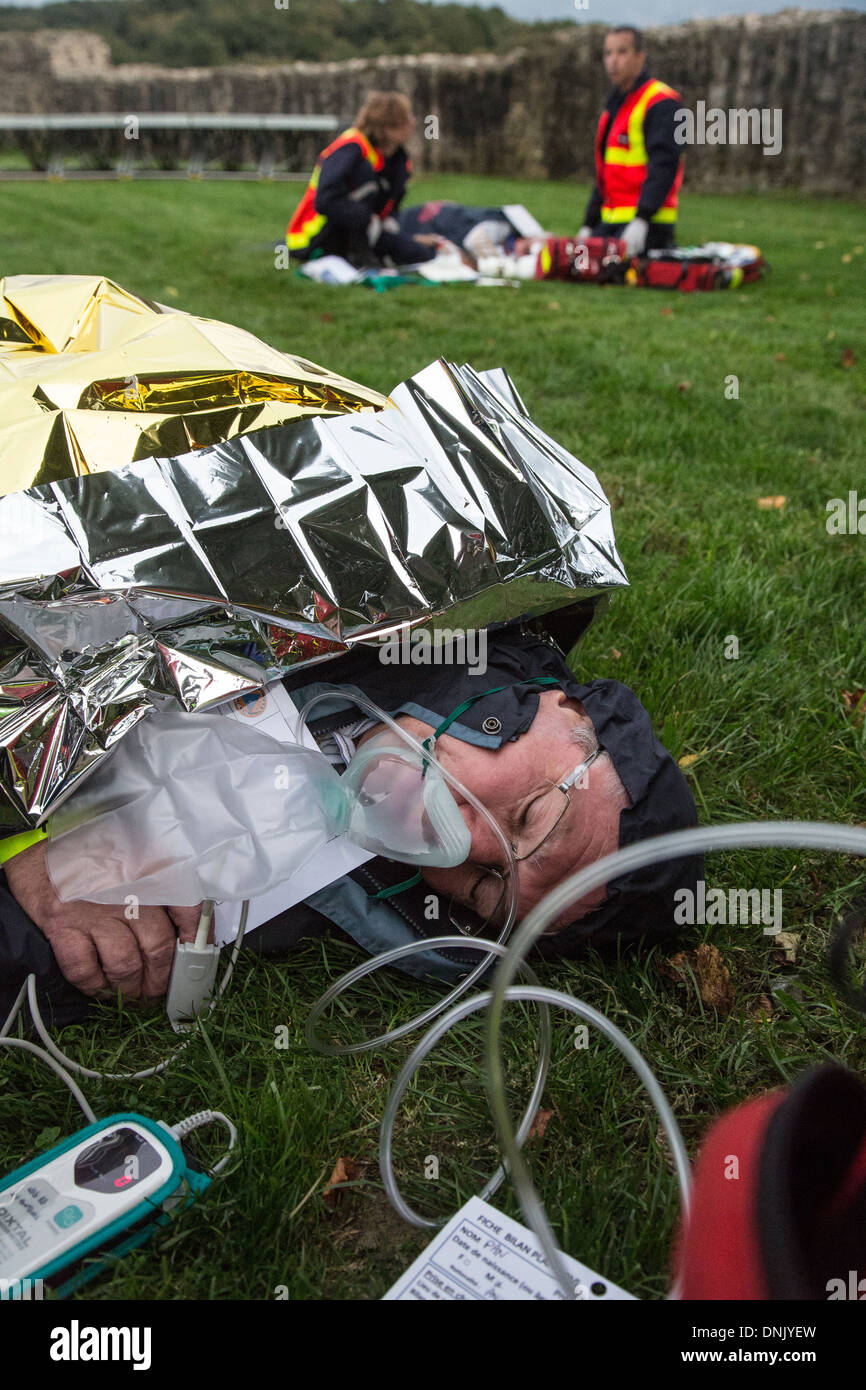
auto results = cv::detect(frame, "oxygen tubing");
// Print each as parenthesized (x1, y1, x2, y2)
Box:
(375, 938, 551, 1229)
(485, 821, 866, 1298)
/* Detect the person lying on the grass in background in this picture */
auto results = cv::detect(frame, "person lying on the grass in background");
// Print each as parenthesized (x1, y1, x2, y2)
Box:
(286, 92, 439, 269)
(397, 201, 549, 271)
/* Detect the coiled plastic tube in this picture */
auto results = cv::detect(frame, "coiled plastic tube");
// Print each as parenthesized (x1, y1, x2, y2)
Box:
(485, 821, 866, 1298)
(376, 939, 551, 1227)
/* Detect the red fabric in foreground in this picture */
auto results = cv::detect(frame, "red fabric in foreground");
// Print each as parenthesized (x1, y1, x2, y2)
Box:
(674, 1091, 782, 1300)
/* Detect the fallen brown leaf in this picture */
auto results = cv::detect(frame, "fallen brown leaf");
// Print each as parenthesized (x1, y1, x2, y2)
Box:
(841, 347, 856, 368)
(547, 300, 561, 311)
(658, 943, 735, 1015)
(659, 306, 673, 317)
(751, 994, 774, 1021)
(842, 689, 866, 726)
(323, 1156, 363, 1208)
(757, 495, 786, 509)
(677, 381, 691, 393)
(320, 312, 334, 323)
(527, 1108, 554, 1141)
(609, 647, 622, 661)
(772, 931, 800, 965)
(774, 352, 786, 362)
(678, 748, 708, 769)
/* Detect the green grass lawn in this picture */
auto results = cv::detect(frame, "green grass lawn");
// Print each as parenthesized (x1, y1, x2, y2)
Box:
(1, 174, 865, 1301)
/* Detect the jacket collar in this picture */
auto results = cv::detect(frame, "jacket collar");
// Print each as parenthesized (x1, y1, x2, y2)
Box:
(607, 66, 651, 105)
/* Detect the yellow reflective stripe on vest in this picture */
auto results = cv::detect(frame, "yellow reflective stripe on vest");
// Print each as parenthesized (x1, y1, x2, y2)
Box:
(287, 214, 326, 251)
(603, 81, 678, 167)
(600, 204, 678, 224)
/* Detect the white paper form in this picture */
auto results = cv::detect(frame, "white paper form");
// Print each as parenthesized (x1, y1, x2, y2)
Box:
(211, 679, 371, 945)
(383, 1195, 635, 1301)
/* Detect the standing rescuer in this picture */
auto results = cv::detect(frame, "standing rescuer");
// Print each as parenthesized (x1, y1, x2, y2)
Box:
(579, 26, 684, 258)
(286, 91, 437, 268)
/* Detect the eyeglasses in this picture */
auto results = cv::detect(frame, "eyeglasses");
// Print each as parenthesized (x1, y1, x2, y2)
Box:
(511, 747, 601, 863)
(446, 747, 601, 935)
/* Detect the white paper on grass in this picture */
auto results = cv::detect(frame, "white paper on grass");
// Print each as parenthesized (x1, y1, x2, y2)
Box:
(212, 680, 371, 945)
(383, 1195, 635, 1301)
(409, 254, 479, 283)
(297, 256, 367, 285)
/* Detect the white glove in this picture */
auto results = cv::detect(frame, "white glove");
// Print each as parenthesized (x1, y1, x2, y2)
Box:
(381, 216, 400, 235)
(577, 225, 593, 240)
(366, 214, 383, 247)
(622, 217, 649, 257)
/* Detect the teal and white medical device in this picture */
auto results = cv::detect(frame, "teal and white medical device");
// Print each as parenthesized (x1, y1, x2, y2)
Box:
(0, 1108, 233, 1299)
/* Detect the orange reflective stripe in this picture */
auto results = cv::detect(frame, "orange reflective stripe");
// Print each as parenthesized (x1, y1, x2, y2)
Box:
(286, 127, 384, 249)
(315, 126, 384, 172)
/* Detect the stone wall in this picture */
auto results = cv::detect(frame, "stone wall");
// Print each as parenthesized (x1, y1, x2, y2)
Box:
(1, 9, 863, 193)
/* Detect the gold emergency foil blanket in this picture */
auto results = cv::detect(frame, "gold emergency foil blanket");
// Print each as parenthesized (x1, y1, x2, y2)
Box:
(0, 274, 389, 496)
(0, 356, 628, 830)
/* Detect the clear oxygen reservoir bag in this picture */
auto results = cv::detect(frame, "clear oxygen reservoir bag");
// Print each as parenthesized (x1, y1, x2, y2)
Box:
(45, 710, 349, 907)
(44, 693, 479, 906)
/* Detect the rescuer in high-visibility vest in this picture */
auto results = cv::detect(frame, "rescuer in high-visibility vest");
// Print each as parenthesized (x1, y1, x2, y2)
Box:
(286, 91, 437, 268)
(579, 27, 684, 258)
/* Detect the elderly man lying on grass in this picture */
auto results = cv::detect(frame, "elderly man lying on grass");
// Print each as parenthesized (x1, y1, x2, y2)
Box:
(0, 619, 701, 1021)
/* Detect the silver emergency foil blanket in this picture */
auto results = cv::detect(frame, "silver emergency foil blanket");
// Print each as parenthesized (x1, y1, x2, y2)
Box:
(0, 358, 628, 829)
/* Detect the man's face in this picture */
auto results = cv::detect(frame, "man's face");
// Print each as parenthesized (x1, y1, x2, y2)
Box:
(374, 691, 630, 930)
(603, 31, 646, 92)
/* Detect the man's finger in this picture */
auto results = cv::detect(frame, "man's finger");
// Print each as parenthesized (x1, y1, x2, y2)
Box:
(88, 923, 143, 999)
(48, 930, 107, 997)
(167, 904, 207, 945)
(127, 907, 179, 998)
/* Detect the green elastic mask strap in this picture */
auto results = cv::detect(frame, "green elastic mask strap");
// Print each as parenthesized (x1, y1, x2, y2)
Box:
(420, 675, 562, 774)
(373, 871, 422, 899)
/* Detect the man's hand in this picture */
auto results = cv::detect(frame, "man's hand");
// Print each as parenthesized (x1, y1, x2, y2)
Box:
(622, 217, 649, 257)
(412, 233, 441, 247)
(4, 842, 204, 1000)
